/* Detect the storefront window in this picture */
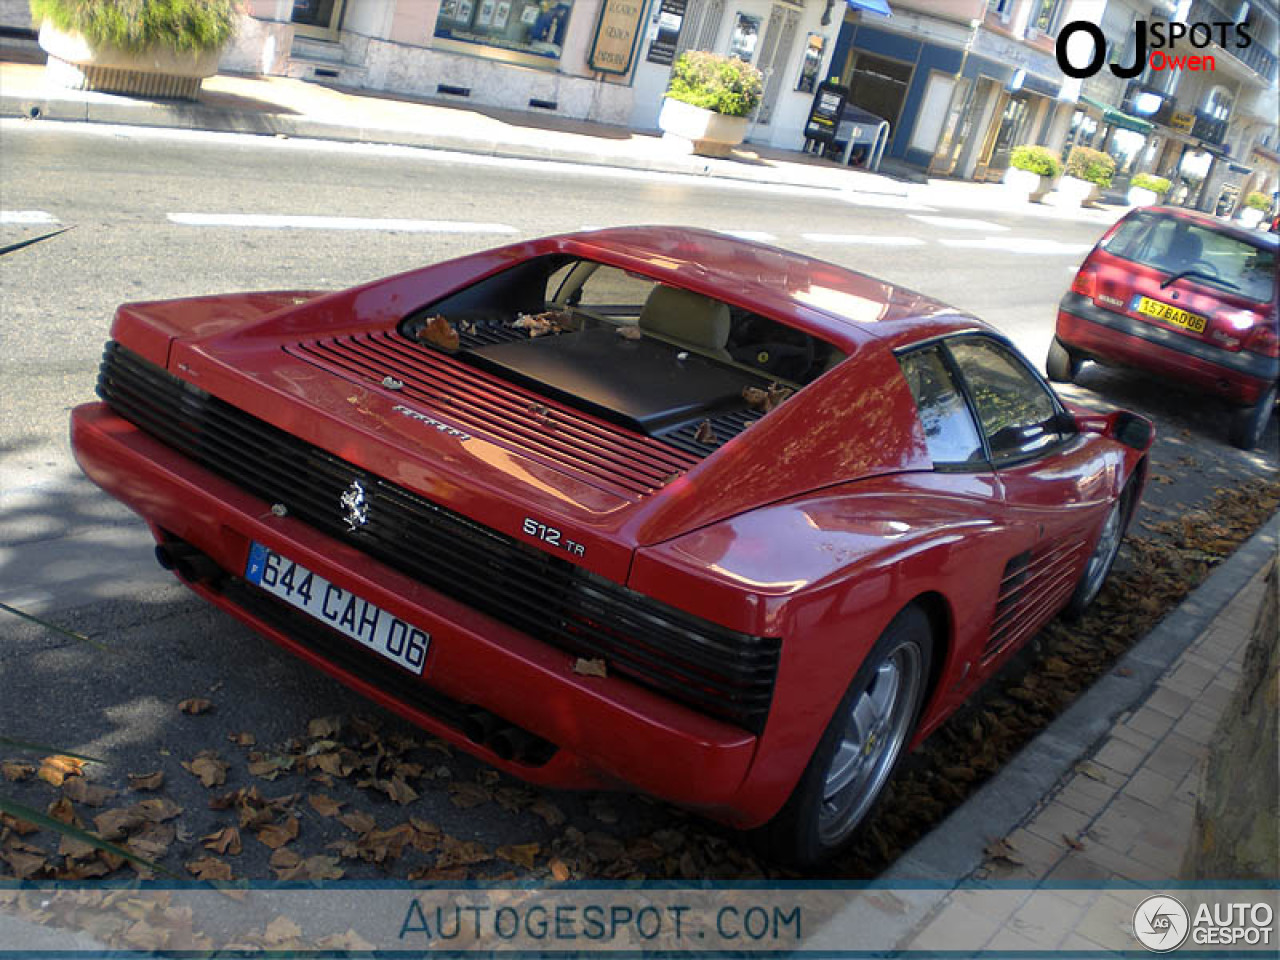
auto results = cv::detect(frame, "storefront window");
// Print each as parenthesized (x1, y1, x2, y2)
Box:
(435, 0, 574, 61)
(728, 14, 761, 62)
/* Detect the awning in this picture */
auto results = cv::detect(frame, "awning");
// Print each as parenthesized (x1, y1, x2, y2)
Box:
(1079, 95, 1153, 134)
(845, 0, 892, 16)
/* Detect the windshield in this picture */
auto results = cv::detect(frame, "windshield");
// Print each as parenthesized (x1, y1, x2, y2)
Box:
(1101, 212, 1277, 304)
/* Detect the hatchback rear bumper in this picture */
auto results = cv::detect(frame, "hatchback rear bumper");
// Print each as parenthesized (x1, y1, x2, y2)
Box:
(1057, 292, 1278, 406)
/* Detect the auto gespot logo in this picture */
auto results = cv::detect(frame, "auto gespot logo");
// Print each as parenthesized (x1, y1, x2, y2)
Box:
(1056, 19, 1252, 78)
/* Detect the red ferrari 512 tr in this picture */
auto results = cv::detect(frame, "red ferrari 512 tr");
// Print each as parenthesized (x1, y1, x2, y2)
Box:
(71, 228, 1153, 863)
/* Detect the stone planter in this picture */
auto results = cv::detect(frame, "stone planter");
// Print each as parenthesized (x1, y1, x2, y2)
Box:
(1127, 186, 1160, 207)
(658, 97, 749, 158)
(1004, 166, 1056, 203)
(1237, 208, 1266, 228)
(39, 21, 222, 100)
(1054, 175, 1104, 208)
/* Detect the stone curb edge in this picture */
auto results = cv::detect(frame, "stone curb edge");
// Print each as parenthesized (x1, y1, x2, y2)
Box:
(0, 93, 910, 198)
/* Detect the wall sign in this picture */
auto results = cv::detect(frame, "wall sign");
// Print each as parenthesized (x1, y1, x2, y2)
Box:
(1169, 110, 1195, 132)
(646, 0, 686, 66)
(589, 0, 645, 74)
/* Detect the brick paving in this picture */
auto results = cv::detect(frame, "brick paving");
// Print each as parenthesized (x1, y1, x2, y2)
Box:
(893, 561, 1276, 952)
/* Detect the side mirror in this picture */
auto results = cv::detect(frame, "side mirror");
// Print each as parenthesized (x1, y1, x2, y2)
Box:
(1074, 410, 1155, 452)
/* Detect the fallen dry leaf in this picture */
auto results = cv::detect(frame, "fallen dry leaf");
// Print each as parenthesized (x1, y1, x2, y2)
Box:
(435, 836, 492, 870)
(530, 799, 566, 827)
(227, 731, 256, 747)
(549, 858, 572, 882)
(2, 761, 35, 782)
(339, 811, 376, 835)
(256, 817, 300, 850)
(134, 797, 183, 822)
(247, 754, 294, 781)
(186, 857, 233, 882)
(693, 420, 716, 445)
(572, 657, 608, 679)
(308, 716, 342, 739)
(93, 807, 146, 840)
(263, 916, 303, 945)
(307, 794, 343, 817)
(983, 838, 1024, 866)
(178, 698, 213, 715)
(63, 777, 115, 807)
(202, 826, 242, 856)
(127, 771, 164, 792)
(497, 843, 540, 870)
(448, 781, 491, 810)
(182, 751, 228, 788)
(38, 755, 85, 787)
(616, 325, 642, 340)
(418, 315, 460, 351)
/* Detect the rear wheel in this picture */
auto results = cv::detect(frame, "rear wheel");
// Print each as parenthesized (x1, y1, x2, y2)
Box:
(1063, 479, 1135, 619)
(1228, 384, 1277, 451)
(758, 605, 932, 866)
(1046, 337, 1082, 383)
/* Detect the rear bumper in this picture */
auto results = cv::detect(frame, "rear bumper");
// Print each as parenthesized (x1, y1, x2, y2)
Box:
(71, 401, 762, 820)
(1056, 292, 1278, 406)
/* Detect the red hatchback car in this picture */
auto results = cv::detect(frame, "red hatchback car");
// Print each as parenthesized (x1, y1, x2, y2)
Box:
(72, 229, 1152, 863)
(1051, 206, 1279, 450)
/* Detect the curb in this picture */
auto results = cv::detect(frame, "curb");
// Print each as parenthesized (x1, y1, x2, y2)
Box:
(811, 508, 1280, 947)
(0, 92, 910, 198)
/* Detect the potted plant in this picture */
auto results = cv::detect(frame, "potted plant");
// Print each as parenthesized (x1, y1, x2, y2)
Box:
(1238, 191, 1271, 228)
(1128, 173, 1171, 207)
(659, 51, 764, 158)
(33, 0, 236, 100)
(1057, 146, 1116, 207)
(1004, 145, 1062, 202)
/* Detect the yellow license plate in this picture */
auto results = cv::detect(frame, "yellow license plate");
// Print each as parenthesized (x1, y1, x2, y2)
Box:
(1134, 296, 1208, 333)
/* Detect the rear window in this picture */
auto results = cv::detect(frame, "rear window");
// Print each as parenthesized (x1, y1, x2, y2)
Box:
(1102, 212, 1277, 304)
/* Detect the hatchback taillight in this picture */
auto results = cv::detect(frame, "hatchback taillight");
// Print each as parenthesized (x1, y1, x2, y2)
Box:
(1071, 265, 1098, 299)
(1242, 316, 1280, 358)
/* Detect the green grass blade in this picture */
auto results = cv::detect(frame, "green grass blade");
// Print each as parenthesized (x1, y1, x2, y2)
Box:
(0, 739, 103, 763)
(0, 796, 179, 879)
(0, 601, 107, 650)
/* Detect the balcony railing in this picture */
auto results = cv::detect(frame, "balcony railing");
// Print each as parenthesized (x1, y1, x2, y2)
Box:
(1187, 0, 1279, 82)
(1192, 111, 1229, 145)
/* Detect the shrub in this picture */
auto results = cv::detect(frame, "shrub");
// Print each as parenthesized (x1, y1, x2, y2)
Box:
(1009, 145, 1062, 178)
(31, 0, 236, 54)
(665, 51, 764, 118)
(1130, 173, 1171, 195)
(1244, 191, 1272, 212)
(1065, 146, 1117, 188)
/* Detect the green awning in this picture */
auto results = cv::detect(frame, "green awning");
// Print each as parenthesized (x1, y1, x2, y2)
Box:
(1079, 95, 1153, 134)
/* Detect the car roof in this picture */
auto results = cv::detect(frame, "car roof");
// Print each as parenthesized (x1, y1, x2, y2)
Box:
(1137, 205, 1279, 249)
(554, 226, 987, 347)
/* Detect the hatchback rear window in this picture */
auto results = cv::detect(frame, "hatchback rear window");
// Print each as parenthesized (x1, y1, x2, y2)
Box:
(1102, 212, 1276, 304)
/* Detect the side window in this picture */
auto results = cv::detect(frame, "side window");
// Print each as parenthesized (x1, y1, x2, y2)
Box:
(948, 339, 1063, 462)
(899, 346, 986, 466)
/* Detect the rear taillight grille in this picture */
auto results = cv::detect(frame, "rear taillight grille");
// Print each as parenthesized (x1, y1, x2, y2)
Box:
(97, 343, 780, 733)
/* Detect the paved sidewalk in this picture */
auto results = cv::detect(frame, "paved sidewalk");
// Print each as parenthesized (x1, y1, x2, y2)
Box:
(0, 55, 1128, 226)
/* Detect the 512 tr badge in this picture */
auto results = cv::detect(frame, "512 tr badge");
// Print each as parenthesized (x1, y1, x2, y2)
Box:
(522, 517, 586, 556)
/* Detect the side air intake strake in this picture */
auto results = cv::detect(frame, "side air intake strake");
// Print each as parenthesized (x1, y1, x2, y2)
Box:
(97, 343, 781, 733)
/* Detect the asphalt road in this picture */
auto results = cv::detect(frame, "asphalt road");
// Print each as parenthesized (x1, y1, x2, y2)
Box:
(1, 120, 1276, 880)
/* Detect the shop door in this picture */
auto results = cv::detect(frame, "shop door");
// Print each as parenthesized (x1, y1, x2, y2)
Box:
(292, 0, 346, 39)
(975, 94, 1029, 182)
(676, 0, 727, 56)
(846, 51, 912, 148)
(753, 3, 801, 126)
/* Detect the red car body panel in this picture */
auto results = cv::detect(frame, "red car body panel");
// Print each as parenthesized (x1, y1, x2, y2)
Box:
(1057, 207, 1279, 406)
(72, 228, 1150, 829)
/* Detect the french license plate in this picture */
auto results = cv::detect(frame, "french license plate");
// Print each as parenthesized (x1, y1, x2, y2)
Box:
(245, 542, 429, 675)
(1132, 295, 1208, 334)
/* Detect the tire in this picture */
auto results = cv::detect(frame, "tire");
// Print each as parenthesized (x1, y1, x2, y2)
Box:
(1228, 383, 1277, 451)
(1062, 479, 1135, 619)
(1046, 337, 1082, 383)
(757, 605, 932, 867)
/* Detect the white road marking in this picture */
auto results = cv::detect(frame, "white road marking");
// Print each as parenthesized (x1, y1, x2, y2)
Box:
(909, 214, 1010, 232)
(720, 230, 777, 243)
(167, 213, 518, 233)
(801, 233, 926, 246)
(939, 236, 1094, 255)
(1, 210, 59, 225)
